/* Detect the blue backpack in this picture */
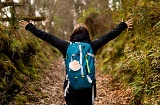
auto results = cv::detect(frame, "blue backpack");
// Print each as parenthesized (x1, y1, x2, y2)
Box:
(65, 42, 95, 91)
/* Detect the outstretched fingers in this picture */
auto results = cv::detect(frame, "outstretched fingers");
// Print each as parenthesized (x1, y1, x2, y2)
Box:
(19, 20, 33, 27)
(125, 18, 133, 28)
(19, 20, 29, 27)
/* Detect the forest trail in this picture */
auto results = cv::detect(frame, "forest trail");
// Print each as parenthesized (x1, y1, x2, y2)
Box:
(25, 57, 132, 105)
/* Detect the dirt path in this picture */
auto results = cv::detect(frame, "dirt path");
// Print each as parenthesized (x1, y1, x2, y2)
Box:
(23, 57, 132, 105)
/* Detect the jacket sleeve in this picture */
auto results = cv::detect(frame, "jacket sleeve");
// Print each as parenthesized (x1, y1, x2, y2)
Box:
(25, 23, 69, 56)
(90, 22, 128, 54)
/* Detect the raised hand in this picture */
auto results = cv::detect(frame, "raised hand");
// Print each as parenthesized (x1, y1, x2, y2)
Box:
(125, 18, 133, 29)
(19, 20, 32, 27)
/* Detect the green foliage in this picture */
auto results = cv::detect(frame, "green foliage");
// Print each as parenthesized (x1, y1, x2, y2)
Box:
(79, 7, 114, 39)
(13, 94, 28, 105)
(0, 25, 56, 104)
(81, 0, 160, 105)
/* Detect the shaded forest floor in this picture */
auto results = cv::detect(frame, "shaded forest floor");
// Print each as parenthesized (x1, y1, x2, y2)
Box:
(14, 57, 132, 105)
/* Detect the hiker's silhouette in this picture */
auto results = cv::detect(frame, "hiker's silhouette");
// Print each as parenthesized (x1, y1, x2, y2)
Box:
(20, 18, 133, 105)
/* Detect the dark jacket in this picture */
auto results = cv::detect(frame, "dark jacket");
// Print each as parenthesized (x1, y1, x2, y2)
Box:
(25, 22, 127, 56)
(25, 22, 128, 104)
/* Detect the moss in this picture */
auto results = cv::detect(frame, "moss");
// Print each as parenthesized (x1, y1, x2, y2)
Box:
(0, 24, 56, 104)
(13, 94, 28, 105)
(93, 1, 160, 104)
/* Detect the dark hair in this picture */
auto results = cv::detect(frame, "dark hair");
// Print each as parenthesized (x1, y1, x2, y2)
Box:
(70, 23, 91, 42)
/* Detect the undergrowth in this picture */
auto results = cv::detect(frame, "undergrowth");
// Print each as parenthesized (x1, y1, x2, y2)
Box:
(0, 24, 59, 104)
(80, 0, 160, 105)
(97, 1, 160, 105)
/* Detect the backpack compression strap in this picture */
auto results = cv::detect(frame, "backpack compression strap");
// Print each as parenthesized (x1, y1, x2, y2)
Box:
(64, 75, 70, 97)
(78, 43, 84, 77)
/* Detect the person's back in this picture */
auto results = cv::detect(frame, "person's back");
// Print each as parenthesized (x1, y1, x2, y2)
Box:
(20, 19, 133, 105)
(64, 24, 95, 105)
